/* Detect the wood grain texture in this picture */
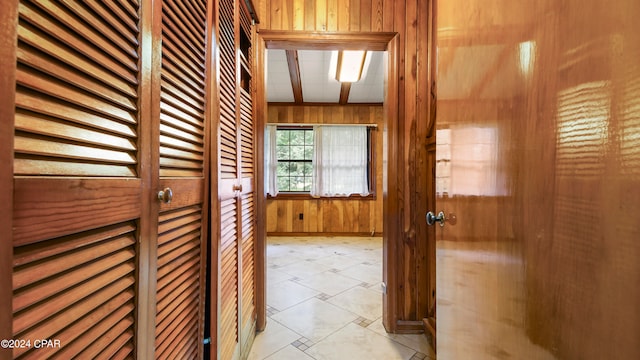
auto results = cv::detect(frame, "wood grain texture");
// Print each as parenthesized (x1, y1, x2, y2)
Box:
(435, 0, 640, 359)
(154, 0, 209, 358)
(266, 105, 384, 235)
(13, 178, 142, 247)
(0, 0, 16, 356)
(12, 223, 137, 359)
(214, 0, 258, 357)
(133, 0, 160, 358)
(254, 32, 268, 331)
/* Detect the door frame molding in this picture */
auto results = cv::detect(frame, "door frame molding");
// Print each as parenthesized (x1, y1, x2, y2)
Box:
(254, 30, 401, 332)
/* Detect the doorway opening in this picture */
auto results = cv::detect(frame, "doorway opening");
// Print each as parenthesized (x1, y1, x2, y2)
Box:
(254, 31, 401, 334)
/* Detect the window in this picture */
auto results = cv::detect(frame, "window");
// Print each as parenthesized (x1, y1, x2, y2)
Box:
(266, 125, 374, 197)
(276, 128, 314, 192)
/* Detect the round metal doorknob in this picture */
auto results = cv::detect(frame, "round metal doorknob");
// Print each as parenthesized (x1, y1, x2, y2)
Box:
(426, 211, 446, 227)
(158, 188, 173, 204)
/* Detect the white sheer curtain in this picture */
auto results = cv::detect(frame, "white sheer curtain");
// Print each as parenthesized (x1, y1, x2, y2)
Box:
(311, 126, 369, 197)
(264, 125, 278, 196)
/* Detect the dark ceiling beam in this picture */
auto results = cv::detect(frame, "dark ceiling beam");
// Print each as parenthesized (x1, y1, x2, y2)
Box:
(285, 50, 303, 104)
(339, 82, 352, 105)
(263, 31, 395, 51)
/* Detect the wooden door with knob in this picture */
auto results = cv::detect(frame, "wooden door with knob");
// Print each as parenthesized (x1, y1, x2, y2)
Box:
(2, 0, 211, 358)
(213, 0, 257, 358)
(152, 0, 211, 358)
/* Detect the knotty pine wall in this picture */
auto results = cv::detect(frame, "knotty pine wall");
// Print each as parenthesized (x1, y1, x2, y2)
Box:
(255, 0, 435, 332)
(266, 105, 384, 235)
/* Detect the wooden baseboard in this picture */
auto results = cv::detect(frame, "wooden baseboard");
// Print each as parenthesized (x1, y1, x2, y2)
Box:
(395, 320, 424, 334)
(423, 317, 436, 352)
(267, 232, 383, 237)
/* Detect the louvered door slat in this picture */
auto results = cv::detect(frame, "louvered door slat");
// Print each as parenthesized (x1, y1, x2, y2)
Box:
(162, 59, 205, 99)
(11, 0, 145, 357)
(92, 326, 135, 360)
(26, 294, 135, 360)
(102, 1, 138, 32)
(17, 23, 137, 97)
(17, 69, 135, 124)
(163, 3, 204, 57)
(16, 0, 140, 180)
(241, 192, 256, 330)
(162, 31, 205, 79)
(162, 80, 205, 115)
(69, 308, 134, 360)
(170, 0, 205, 34)
(15, 92, 137, 136)
(220, 194, 239, 359)
(31, 1, 138, 70)
(20, 3, 138, 81)
(17, 47, 136, 111)
(164, 3, 205, 59)
(160, 146, 204, 163)
(61, 1, 139, 56)
(160, 111, 204, 137)
(80, 1, 138, 46)
(162, 72, 205, 108)
(15, 113, 136, 152)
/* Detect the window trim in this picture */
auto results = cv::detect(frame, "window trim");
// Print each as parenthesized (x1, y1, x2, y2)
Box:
(270, 125, 377, 199)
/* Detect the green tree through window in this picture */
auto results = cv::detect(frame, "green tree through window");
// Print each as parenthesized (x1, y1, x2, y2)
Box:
(276, 128, 313, 192)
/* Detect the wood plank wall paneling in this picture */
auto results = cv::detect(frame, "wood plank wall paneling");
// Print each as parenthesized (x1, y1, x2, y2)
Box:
(257, 0, 436, 333)
(266, 105, 384, 235)
(266, 0, 389, 32)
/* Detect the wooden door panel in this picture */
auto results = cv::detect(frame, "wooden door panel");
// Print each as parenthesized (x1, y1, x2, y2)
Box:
(216, 0, 242, 358)
(220, 197, 239, 360)
(155, 0, 208, 358)
(11, 1, 141, 359)
(13, 178, 141, 246)
(12, 222, 137, 359)
(155, 206, 203, 359)
(240, 193, 255, 332)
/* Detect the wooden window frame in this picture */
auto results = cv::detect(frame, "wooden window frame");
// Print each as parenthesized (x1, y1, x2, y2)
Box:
(269, 125, 377, 200)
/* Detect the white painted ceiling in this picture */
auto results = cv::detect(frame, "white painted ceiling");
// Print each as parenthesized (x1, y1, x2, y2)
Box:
(266, 49, 385, 104)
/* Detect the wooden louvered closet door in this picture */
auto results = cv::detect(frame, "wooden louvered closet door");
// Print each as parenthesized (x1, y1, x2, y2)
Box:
(215, 0, 257, 358)
(5, 0, 211, 358)
(11, 1, 145, 358)
(154, 0, 210, 359)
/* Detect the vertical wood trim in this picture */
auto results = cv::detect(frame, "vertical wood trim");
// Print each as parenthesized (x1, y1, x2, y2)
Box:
(259, 0, 270, 30)
(415, 0, 433, 322)
(292, 0, 304, 30)
(338, 0, 350, 31)
(327, 0, 338, 31)
(383, 34, 401, 333)
(200, 0, 214, 356)
(315, 0, 327, 31)
(349, 0, 360, 31)
(254, 34, 267, 332)
(136, 0, 162, 358)
(402, 0, 417, 321)
(208, 0, 222, 354)
(234, 1, 245, 356)
(0, 1, 16, 358)
(382, 0, 394, 32)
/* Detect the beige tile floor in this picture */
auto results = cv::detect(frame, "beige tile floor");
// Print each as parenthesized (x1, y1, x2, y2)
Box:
(248, 236, 436, 360)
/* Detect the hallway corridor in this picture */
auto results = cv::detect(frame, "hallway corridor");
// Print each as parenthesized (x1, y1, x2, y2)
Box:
(247, 236, 435, 360)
